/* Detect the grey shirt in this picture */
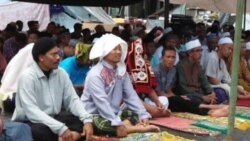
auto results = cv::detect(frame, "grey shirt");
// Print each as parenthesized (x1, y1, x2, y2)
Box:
(12, 63, 92, 136)
(205, 51, 231, 83)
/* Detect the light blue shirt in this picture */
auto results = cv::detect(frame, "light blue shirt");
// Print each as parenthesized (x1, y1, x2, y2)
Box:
(81, 60, 151, 126)
(12, 63, 92, 136)
(59, 56, 90, 85)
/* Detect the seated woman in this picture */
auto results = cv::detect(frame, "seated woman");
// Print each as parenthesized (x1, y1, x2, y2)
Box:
(156, 47, 229, 117)
(126, 37, 170, 118)
(60, 43, 92, 96)
(81, 34, 160, 138)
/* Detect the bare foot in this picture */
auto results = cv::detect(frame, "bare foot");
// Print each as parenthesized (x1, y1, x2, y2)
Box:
(151, 108, 171, 118)
(136, 124, 160, 133)
(209, 106, 229, 117)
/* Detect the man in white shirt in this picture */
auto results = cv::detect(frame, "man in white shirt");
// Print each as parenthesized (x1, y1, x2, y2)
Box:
(12, 37, 93, 141)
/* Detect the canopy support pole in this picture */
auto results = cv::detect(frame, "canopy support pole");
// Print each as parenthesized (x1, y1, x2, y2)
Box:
(164, 0, 169, 28)
(227, 0, 244, 140)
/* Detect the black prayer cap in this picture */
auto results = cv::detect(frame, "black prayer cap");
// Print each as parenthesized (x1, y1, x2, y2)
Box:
(32, 37, 57, 62)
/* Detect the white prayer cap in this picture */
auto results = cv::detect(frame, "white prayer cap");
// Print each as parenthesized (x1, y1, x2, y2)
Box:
(246, 42, 250, 50)
(185, 39, 201, 51)
(89, 34, 128, 76)
(218, 37, 233, 45)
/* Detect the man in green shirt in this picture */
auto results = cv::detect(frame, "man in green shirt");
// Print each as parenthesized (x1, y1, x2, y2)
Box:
(175, 39, 217, 104)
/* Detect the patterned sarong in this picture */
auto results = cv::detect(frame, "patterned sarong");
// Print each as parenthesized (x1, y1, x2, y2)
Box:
(92, 109, 139, 136)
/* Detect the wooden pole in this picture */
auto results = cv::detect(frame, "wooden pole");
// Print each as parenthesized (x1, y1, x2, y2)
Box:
(227, 0, 244, 140)
(164, 0, 169, 28)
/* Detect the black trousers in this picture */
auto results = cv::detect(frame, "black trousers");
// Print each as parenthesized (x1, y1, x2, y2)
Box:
(26, 112, 84, 141)
(168, 96, 209, 115)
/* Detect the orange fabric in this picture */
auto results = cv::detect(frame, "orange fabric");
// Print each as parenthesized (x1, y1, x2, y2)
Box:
(227, 54, 250, 91)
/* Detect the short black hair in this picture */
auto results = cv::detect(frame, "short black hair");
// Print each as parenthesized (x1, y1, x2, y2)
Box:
(56, 32, 70, 44)
(48, 21, 56, 27)
(74, 23, 82, 30)
(27, 21, 38, 28)
(32, 37, 57, 63)
(143, 35, 154, 44)
(161, 46, 176, 57)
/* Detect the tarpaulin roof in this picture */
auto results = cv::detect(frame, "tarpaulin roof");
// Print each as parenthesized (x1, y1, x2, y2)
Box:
(13, 0, 144, 6)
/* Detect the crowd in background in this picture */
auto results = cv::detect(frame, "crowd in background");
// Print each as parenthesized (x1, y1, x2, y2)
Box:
(1, 19, 250, 140)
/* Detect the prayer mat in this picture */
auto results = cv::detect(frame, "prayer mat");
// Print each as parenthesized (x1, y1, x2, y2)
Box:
(236, 106, 250, 120)
(193, 121, 227, 134)
(121, 131, 196, 141)
(237, 99, 250, 107)
(173, 112, 250, 132)
(149, 116, 220, 136)
(235, 106, 250, 130)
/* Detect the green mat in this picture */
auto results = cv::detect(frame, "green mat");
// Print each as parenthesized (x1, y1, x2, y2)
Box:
(173, 112, 250, 133)
(194, 121, 228, 134)
(236, 106, 250, 120)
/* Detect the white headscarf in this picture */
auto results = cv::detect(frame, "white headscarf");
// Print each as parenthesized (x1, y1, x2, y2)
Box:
(89, 34, 128, 76)
(0, 43, 34, 101)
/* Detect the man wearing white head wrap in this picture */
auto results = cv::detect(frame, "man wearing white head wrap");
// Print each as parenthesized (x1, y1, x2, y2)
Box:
(81, 34, 160, 137)
(89, 34, 128, 76)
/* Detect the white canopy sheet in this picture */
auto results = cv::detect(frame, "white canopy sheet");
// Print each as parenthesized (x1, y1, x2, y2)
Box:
(0, 2, 49, 31)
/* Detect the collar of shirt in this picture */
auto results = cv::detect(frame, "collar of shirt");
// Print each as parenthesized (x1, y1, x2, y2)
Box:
(33, 63, 57, 78)
(101, 60, 117, 71)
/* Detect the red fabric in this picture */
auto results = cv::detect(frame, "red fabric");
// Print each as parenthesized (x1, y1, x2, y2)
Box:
(237, 99, 250, 107)
(150, 116, 197, 129)
(150, 116, 215, 135)
(126, 39, 156, 95)
(0, 52, 7, 74)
